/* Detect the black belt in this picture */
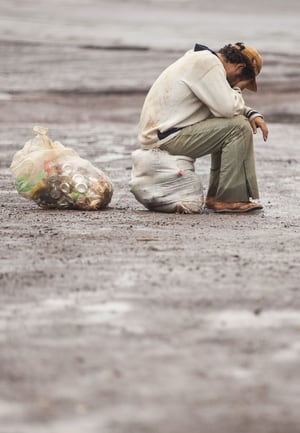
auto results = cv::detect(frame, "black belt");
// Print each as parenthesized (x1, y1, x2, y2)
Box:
(157, 127, 183, 140)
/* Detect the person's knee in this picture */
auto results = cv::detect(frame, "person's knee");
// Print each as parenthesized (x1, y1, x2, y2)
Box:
(231, 115, 252, 141)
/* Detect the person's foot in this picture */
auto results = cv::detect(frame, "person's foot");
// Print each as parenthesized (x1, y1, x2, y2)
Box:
(205, 198, 263, 213)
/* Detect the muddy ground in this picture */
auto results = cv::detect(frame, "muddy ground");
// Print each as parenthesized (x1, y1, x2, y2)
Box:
(0, 1, 300, 433)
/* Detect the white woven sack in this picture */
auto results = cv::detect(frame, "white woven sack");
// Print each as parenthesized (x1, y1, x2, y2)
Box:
(129, 149, 204, 213)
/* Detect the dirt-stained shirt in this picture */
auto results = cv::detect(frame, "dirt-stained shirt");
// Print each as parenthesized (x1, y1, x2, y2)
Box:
(138, 49, 258, 149)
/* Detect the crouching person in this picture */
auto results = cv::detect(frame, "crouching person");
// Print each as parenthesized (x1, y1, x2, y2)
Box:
(137, 42, 269, 213)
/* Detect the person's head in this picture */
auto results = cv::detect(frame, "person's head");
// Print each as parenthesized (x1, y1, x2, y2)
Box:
(218, 42, 263, 91)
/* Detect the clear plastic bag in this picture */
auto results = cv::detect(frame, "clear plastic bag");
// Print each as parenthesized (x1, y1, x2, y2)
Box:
(129, 149, 204, 213)
(10, 126, 113, 210)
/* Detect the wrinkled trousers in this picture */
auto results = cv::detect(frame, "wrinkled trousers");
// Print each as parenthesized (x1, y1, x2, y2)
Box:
(160, 115, 259, 202)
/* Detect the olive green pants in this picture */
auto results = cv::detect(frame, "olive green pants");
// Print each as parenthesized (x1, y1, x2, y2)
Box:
(160, 115, 259, 202)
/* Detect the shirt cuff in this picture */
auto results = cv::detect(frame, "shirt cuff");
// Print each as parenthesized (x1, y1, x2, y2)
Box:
(245, 109, 263, 122)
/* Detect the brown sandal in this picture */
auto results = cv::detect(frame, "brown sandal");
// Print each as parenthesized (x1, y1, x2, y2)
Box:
(206, 200, 263, 213)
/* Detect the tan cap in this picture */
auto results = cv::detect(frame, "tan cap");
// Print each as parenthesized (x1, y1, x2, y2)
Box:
(234, 44, 263, 92)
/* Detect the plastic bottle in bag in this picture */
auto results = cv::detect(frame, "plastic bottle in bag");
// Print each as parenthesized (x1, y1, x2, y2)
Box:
(10, 126, 113, 210)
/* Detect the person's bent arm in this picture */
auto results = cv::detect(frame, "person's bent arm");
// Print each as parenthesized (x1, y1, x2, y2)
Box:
(183, 64, 246, 118)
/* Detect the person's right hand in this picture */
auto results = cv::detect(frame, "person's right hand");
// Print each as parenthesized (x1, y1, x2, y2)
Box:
(250, 116, 269, 142)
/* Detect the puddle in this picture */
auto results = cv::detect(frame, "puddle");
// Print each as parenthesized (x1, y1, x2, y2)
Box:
(0, 298, 132, 332)
(42, 297, 132, 325)
(272, 341, 300, 362)
(205, 309, 300, 330)
(79, 301, 132, 324)
(0, 93, 12, 100)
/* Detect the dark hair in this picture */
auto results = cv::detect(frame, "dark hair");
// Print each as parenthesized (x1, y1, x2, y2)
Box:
(218, 42, 255, 80)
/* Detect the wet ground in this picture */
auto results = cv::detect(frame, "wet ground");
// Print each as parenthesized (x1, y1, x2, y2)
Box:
(0, 1, 300, 432)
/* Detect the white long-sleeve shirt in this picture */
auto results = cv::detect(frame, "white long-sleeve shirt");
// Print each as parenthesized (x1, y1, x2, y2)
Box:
(138, 48, 260, 149)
